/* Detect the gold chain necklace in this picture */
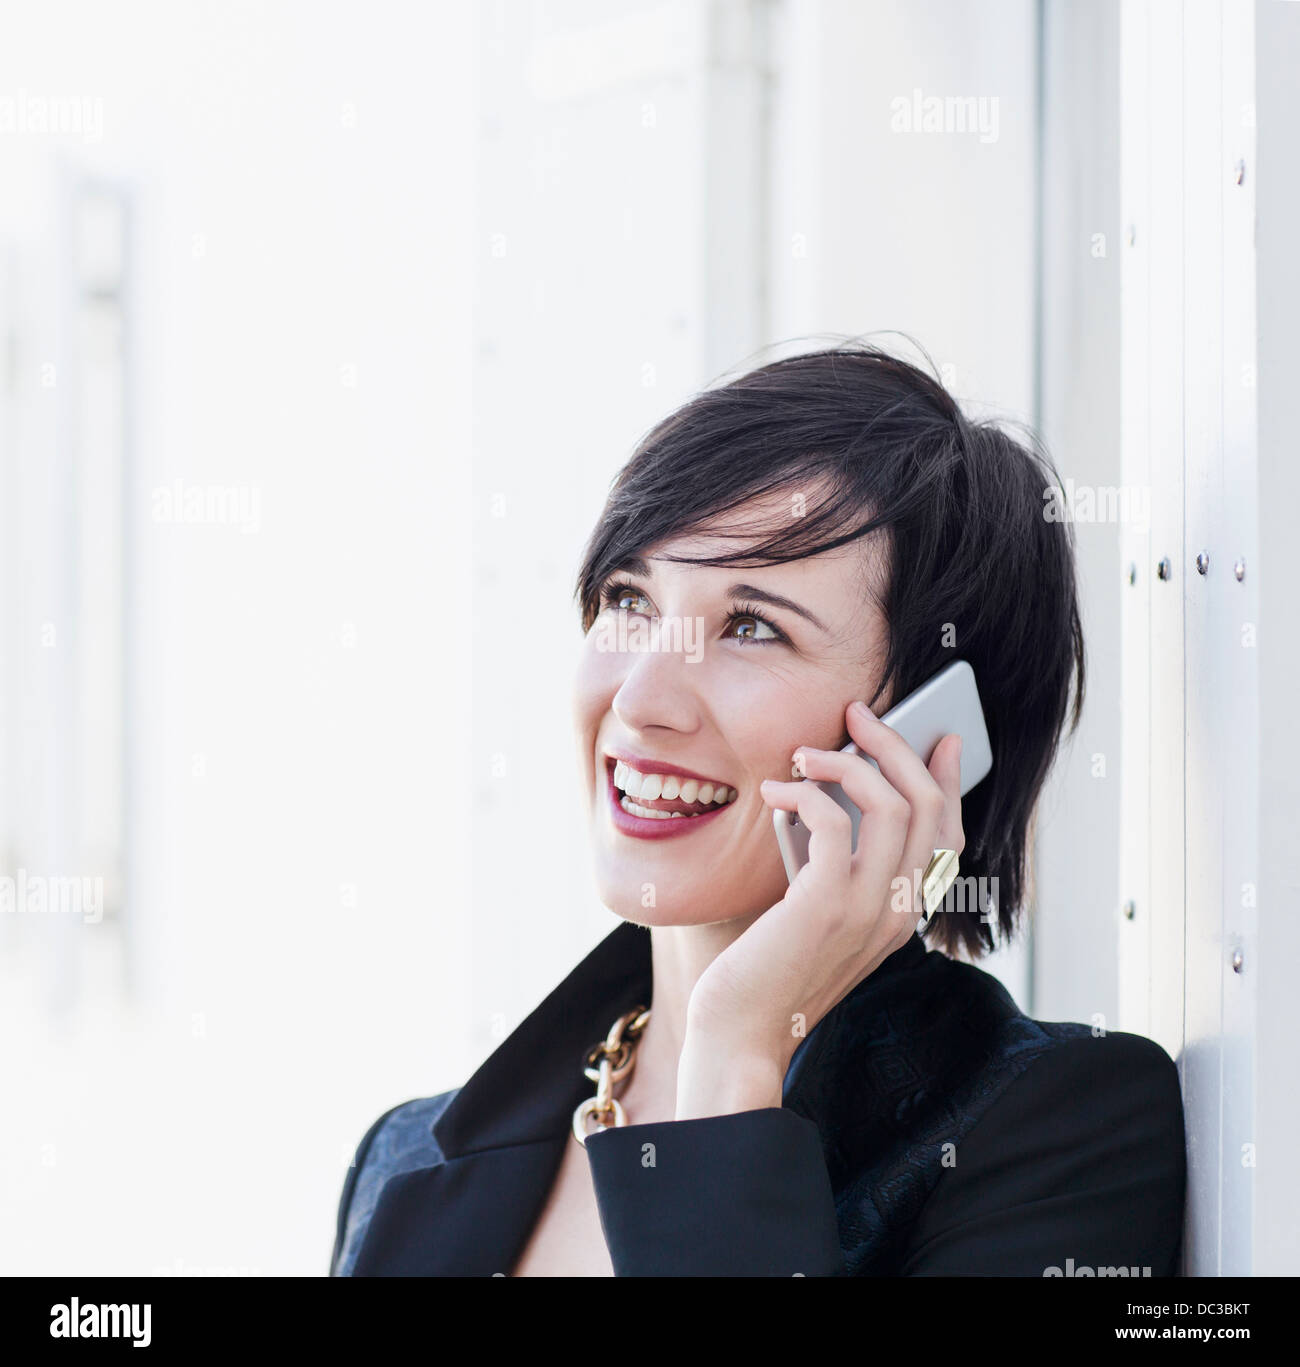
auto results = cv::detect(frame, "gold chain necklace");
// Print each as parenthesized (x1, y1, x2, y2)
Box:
(571, 1005, 651, 1146)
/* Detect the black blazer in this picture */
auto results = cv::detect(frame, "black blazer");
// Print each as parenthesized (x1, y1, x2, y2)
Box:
(331, 921, 1186, 1277)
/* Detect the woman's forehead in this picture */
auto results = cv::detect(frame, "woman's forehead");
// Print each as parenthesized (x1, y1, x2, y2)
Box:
(642, 517, 889, 597)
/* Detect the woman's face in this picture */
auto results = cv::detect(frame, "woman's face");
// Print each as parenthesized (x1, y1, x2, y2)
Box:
(573, 495, 892, 928)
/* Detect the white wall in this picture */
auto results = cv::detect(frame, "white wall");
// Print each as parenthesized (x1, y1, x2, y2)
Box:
(471, 0, 723, 1045)
(0, 0, 475, 1274)
(1250, 0, 1298, 1279)
(1034, 0, 1123, 1031)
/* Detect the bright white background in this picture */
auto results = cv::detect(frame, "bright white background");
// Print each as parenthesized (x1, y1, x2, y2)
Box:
(6, 0, 1245, 1277)
(1, 0, 476, 1274)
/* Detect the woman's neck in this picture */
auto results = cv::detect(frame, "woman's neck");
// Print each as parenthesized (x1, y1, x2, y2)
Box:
(616, 909, 762, 1125)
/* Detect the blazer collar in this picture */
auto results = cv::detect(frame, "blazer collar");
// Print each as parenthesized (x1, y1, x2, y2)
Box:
(351, 918, 927, 1275)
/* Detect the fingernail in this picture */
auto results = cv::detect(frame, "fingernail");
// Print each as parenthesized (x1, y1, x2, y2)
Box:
(852, 700, 872, 718)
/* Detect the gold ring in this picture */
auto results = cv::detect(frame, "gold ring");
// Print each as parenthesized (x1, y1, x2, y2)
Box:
(920, 848, 960, 926)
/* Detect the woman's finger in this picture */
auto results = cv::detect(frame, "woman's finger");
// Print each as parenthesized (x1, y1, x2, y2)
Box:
(842, 704, 953, 903)
(843, 702, 947, 821)
(787, 745, 912, 870)
(928, 732, 966, 858)
(895, 732, 965, 924)
(759, 776, 857, 886)
(794, 731, 935, 880)
(776, 748, 913, 937)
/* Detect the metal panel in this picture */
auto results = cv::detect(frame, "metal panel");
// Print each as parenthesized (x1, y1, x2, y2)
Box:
(1217, 0, 1256, 1279)
(1252, 0, 1299, 1278)
(1120, 0, 1262, 1276)
(1180, 0, 1225, 1277)
(1143, 0, 1188, 1071)
(1118, 0, 1153, 1039)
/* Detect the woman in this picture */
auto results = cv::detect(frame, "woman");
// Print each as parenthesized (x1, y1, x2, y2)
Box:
(331, 343, 1186, 1277)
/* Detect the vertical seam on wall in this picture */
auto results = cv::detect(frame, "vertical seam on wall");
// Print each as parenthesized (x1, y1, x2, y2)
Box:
(1214, 0, 1226, 1279)
(1027, 0, 1046, 1017)
(1176, 0, 1193, 1271)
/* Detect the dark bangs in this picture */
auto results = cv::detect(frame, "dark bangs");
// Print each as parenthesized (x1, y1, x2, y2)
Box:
(574, 341, 1085, 961)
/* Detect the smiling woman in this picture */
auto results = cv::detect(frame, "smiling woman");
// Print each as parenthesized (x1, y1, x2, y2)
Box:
(330, 342, 1186, 1278)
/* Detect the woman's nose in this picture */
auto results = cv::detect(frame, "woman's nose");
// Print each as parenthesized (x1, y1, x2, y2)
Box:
(609, 639, 706, 735)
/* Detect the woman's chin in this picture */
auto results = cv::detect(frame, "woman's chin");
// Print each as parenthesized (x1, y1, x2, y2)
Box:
(598, 888, 763, 930)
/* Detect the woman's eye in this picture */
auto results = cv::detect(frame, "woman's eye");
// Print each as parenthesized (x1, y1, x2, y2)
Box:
(620, 590, 652, 613)
(726, 613, 780, 644)
(599, 582, 785, 646)
(602, 583, 653, 614)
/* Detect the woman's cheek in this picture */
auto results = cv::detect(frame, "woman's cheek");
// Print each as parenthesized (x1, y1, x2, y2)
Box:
(571, 637, 621, 726)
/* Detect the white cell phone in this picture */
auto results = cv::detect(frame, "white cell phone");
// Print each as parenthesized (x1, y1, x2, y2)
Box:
(773, 659, 993, 882)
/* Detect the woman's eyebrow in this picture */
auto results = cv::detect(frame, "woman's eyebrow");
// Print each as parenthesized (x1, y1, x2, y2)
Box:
(726, 583, 829, 633)
(605, 557, 829, 633)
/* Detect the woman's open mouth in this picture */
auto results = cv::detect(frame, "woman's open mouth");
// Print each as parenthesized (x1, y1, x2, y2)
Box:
(604, 756, 738, 841)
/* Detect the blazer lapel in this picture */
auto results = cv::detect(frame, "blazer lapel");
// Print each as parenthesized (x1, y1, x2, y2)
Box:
(352, 919, 654, 1276)
(350, 1139, 571, 1276)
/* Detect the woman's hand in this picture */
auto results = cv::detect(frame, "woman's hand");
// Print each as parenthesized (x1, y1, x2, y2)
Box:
(674, 699, 966, 1120)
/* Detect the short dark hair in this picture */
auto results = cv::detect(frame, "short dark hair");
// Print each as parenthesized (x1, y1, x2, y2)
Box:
(574, 340, 1085, 960)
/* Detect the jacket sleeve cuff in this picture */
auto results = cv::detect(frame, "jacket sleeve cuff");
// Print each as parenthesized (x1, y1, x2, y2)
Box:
(583, 1107, 843, 1276)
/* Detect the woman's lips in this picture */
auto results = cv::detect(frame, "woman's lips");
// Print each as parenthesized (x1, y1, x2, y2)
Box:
(604, 758, 737, 841)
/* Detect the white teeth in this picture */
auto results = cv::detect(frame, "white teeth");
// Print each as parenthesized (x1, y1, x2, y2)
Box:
(614, 761, 642, 798)
(620, 796, 689, 819)
(610, 761, 736, 807)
